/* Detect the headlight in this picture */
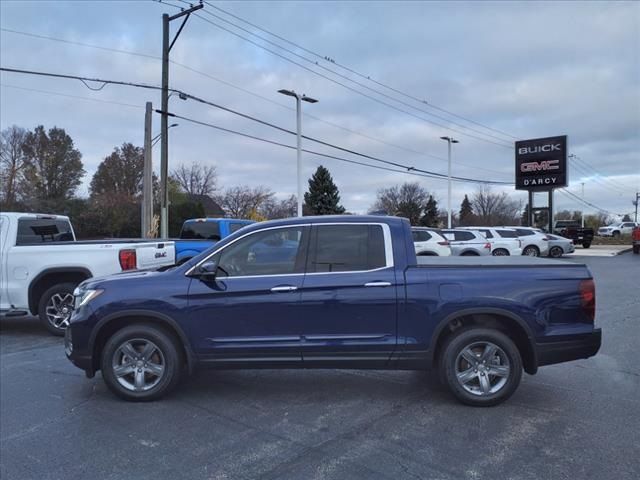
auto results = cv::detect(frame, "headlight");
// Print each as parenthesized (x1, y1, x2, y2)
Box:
(74, 289, 104, 309)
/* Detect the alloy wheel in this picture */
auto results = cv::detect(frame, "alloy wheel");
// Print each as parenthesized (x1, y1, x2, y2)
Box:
(455, 341, 511, 396)
(45, 293, 74, 330)
(112, 339, 166, 392)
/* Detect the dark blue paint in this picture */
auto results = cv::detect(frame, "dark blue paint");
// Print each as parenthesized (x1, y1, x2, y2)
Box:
(66, 215, 601, 377)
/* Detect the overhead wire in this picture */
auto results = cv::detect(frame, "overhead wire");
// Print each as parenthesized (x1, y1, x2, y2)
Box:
(167, 4, 516, 149)
(166, 110, 513, 185)
(0, 26, 513, 176)
(1, 66, 512, 185)
(0, 83, 144, 109)
(203, 0, 519, 141)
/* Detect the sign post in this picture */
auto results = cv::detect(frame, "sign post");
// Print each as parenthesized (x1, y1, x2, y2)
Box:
(515, 135, 567, 232)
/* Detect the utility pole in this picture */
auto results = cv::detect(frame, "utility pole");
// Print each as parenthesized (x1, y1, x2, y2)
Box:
(581, 182, 585, 228)
(160, 1, 203, 238)
(635, 192, 639, 222)
(142, 102, 153, 238)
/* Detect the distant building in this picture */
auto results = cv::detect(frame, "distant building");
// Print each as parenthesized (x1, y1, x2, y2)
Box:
(186, 194, 225, 218)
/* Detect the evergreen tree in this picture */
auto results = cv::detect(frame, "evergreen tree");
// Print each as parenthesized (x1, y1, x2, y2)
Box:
(459, 194, 473, 225)
(304, 165, 345, 215)
(521, 203, 530, 226)
(420, 195, 440, 227)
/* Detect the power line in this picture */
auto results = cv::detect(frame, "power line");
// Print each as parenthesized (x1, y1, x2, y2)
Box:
(569, 154, 630, 191)
(173, 6, 515, 149)
(1, 26, 510, 176)
(1, 66, 511, 185)
(202, 0, 519, 141)
(167, 110, 513, 185)
(558, 188, 625, 216)
(0, 83, 144, 109)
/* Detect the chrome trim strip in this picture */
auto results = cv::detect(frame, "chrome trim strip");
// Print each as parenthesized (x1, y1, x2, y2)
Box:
(186, 221, 394, 277)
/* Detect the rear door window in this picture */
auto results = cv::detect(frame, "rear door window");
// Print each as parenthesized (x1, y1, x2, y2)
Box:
(229, 222, 249, 233)
(496, 229, 518, 238)
(478, 229, 493, 238)
(308, 224, 387, 273)
(181, 221, 221, 241)
(16, 218, 74, 245)
(412, 230, 432, 242)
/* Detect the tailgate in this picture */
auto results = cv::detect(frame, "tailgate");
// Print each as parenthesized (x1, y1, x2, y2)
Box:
(134, 241, 176, 269)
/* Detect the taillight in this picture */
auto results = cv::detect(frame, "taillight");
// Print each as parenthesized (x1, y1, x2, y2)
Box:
(438, 241, 449, 246)
(119, 249, 137, 271)
(580, 279, 595, 322)
(484, 242, 491, 249)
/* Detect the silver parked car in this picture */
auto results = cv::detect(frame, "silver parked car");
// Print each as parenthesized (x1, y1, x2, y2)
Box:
(440, 229, 492, 256)
(546, 234, 575, 258)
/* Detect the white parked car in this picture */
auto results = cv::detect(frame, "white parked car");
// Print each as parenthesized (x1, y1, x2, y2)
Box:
(598, 222, 639, 237)
(0, 212, 176, 335)
(501, 226, 550, 257)
(440, 229, 492, 256)
(411, 228, 451, 256)
(460, 227, 523, 256)
(546, 234, 575, 258)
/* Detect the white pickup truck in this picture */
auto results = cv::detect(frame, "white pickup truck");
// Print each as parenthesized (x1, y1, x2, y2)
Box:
(0, 212, 175, 335)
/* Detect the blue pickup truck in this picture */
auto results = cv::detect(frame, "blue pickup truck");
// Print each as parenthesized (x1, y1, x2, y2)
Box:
(65, 215, 601, 406)
(174, 218, 254, 264)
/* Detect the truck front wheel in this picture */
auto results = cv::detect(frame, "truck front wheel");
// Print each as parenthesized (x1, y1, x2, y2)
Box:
(439, 328, 522, 406)
(38, 282, 77, 336)
(101, 324, 183, 402)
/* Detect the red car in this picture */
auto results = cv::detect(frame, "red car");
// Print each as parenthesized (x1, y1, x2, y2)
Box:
(632, 226, 640, 254)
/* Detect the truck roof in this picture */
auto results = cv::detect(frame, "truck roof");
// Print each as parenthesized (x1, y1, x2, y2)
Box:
(233, 215, 407, 231)
(1, 212, 70, 221)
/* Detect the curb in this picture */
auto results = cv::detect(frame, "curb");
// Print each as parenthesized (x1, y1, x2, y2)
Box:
(616, 248, 633, 255)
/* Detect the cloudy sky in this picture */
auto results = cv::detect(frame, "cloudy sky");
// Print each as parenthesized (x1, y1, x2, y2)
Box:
(1, 0, 639, 218)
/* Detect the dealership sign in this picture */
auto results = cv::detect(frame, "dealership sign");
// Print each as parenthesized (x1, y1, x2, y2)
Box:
(515, 135, 567, 190)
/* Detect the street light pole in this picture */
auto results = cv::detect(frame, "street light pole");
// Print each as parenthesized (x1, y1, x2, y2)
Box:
(440, 136, 459, 228)
(278, 89, 318, 217)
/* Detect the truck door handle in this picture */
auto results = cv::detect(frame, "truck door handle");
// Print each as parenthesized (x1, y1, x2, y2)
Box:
(364, 281, 391, 287)
(270, 286, 298, 292)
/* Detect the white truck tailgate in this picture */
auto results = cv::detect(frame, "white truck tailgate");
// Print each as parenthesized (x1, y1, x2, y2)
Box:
(135, 242, 176, 269)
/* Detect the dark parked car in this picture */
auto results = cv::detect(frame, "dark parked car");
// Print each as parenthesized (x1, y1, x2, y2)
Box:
(552, 220, 594, 248)
(66, 216, 601, 406)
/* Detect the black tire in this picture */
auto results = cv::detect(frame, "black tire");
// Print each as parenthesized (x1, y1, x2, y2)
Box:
(461, 251, 479, 256)
(101, 324, 183, 402)
(417, 251, 437, 256)
(582, 242, 591, 249)
(633, 245, 639, 254)
(439, 328, 522, 407)
(549, 246, 564, 258)
(522, 245, 540, 257)
(492, 248, 509, 256)
(612, 231, 620, 238)
(38, 282, 77, 336)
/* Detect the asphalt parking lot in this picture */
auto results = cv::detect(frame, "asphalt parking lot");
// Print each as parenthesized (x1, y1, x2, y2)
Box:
(1, 253, 639, 480)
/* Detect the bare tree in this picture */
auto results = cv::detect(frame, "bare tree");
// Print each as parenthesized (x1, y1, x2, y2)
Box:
(216, 185, 273, 219)
(0, 125, 28, 207)
(471, 186, 522, 226)
(171, 162, 217, 197)
(260, 194, 297, 219)
(371, 182, 429, 225)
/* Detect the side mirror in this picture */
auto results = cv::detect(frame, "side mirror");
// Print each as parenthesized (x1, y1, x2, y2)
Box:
(193, 259, 218, 279)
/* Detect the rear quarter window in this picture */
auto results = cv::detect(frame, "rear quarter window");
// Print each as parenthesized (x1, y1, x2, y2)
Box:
(16, 218, 74, 245)
(412, 230, 432, 242)
(181, 222, 221, 241)
(309, 224, 386, 272)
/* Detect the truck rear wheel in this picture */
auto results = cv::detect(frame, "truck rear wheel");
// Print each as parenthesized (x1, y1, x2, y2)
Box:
(38, 282, 76, 336)
(101, 324, 183, 402)
(439, 328, 522, 406)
